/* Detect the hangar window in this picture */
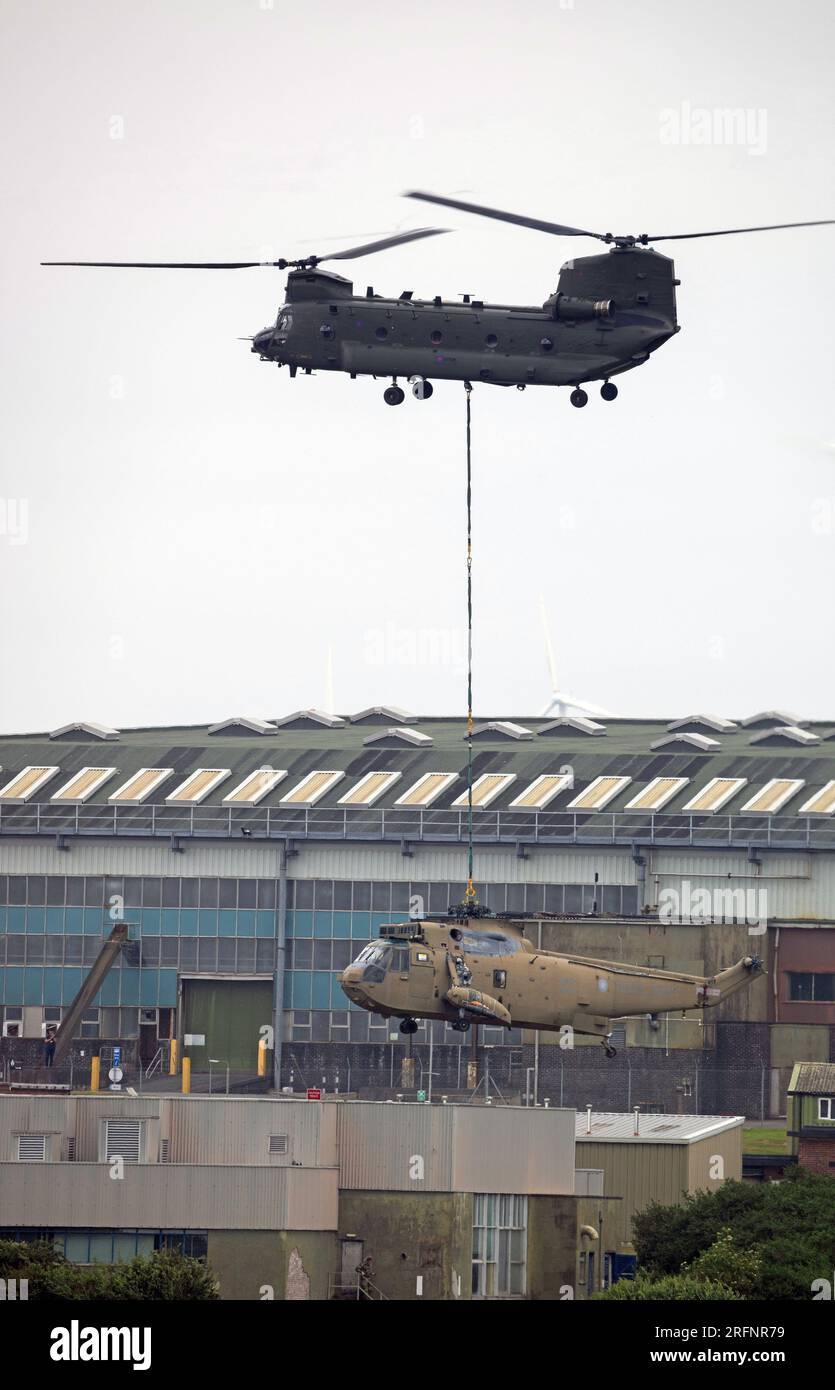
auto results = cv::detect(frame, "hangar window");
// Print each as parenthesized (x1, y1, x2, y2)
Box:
(395, 772, 458, 807)
(222, 768, 287, 805)
(451, 773, 516, 809)
(568, 775, 631, 812)
(799, 781, 835, 816)
(51, 768, 118, 803)
(510, 773, 573, 809)
(108, 768, 174, 804)
(788, 972, 834, 1003)
(280, 770, 345, 806)
(682, 777, 747, 814)
(165, 769, 231, 804)
(0, 766, 60, 802)
(624, 777, 689, 813)
(740, 779, 805, 814)
(339, 771, 402, 806)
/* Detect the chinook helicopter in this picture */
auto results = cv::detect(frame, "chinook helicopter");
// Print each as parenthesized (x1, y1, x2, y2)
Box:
(340, 913, 763, 1057)
(42, 194, 834, 408)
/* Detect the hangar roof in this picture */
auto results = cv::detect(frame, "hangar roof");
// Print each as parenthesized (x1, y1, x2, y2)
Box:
(2, 714, 835, 846)
(575, 1112, 745, 1144)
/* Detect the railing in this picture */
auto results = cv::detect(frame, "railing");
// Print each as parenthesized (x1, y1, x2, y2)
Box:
(1, 801, 834, 850)
(143, 1045, 170, 1080)
(327, 1273, 388, 1301)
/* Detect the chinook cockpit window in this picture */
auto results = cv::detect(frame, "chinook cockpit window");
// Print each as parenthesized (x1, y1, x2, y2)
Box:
(458, 932, 521, 958)
(276, 311, 292, 334)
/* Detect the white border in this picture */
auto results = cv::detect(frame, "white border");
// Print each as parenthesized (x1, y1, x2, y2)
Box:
(280, 769, 345, 806)
(624, 776, 690, 813)
(452, 772, 516, 808)
(339, 770, 402, 806)
(222, 768, 288, 805)
(740, 778, 805, 815)
(0, 766, 60, 802)
(509, 773, 573, 809)
(799, 779, 835, 816)
(165, 769, 231, 804)
(394, 772, 458, 808)
(568, 774, 631, 812)
(108, 768, 174, 804)
(682, 776, 748, 814)
(51, 767, 118, 803)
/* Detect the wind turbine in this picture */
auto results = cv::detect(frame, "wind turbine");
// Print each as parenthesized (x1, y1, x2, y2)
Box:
(539, 596, 612, 719)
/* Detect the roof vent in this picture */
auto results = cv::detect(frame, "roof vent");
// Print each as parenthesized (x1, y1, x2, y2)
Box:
(362, 727, 433, 748)
(538, 717, 606, 737)
(48, 721, 119, 741)
(468, 721, 534, 741)
(207, 716, 276, 736)
(650, 732, 720, 752)
(349, 705, 418, 725)
(748, 725, 820, 748)
(740, 710, 805, 729)
(666, 714, 736, 735)
(273, 710, 346, 729)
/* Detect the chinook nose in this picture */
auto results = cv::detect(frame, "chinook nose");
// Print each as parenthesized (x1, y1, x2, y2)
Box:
(251, 328, 274, 354)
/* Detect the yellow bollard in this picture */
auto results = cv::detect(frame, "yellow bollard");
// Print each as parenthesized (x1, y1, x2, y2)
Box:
(182, 1056, 191, 1094)
(90, 1055, 100, 1093)
(169, 1039, 178, 1075)
(257, 1038, 267, 1078)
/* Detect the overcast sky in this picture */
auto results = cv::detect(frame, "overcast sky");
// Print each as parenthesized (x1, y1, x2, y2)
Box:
(1, 0, 833, 733)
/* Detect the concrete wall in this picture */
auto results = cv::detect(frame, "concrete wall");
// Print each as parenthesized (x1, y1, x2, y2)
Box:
(206, 1230, 336, 1301)
(338, 1190, 472, 1300)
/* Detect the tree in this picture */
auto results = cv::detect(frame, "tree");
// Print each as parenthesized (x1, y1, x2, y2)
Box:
(632, 1168, 835, 1300)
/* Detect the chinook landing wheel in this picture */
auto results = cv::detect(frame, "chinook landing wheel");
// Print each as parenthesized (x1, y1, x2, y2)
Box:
(399, 1017, 418, 1034)
(600, 381, 618, 401)
(384, 384, 405, 406)
(570, 388, 588, 409)
(410, 377, 433, 400)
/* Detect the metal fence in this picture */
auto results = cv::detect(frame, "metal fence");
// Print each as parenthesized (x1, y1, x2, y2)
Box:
(1, 800, 834, 848)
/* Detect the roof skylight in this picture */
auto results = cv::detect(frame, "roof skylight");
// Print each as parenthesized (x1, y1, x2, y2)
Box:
(339, 771, 402, 806)
(568, 775, 631, 811)
(624, 777, 690, 812)
(280, 770, 345, 805)
(394, 772, 458, 807)
(51, 767, 118, 803)
(165, 769, 231, 804)
(222, 768, 287, 805)
(452, 773, 517, 807)
(682, 777, 747, 813)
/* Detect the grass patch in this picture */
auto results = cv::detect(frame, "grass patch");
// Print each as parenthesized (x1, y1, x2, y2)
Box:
(743, 1126, 787, 1155)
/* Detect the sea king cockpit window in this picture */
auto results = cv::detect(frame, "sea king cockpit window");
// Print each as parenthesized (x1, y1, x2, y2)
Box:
(388, 943, 411, 974)
(353, 942, 392, 983)
(455, 931, 521, 958)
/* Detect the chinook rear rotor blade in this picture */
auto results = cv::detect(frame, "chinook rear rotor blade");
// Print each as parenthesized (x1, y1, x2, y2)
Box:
(404, 190, 607, 241)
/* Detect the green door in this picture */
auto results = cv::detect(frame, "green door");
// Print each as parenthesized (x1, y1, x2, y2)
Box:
(182, 979, 272, 1071)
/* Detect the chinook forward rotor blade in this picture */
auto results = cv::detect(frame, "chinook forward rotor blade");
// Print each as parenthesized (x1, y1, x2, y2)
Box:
(644, 219, 835, 243)
(41, 227, 450, 273)
(318, 226, 449, 260)
(404, 190, 607, 241)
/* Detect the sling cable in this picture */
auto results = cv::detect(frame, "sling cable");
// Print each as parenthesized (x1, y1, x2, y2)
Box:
(463, 380, 478, 916)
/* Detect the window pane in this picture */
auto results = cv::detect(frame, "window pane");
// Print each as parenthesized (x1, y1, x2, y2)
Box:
(814, 974, 835, 1002)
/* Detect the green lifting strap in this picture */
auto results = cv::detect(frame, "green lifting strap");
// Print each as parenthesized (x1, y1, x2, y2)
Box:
(464, 381, 477, 908)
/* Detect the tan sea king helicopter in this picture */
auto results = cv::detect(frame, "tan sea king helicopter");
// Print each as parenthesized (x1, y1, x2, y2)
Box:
(340, 909, 763, 1057)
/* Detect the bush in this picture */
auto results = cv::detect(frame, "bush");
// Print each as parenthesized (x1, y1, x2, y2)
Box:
(595, 1273, 741, 1301)
(0, 1241, 219, 1301)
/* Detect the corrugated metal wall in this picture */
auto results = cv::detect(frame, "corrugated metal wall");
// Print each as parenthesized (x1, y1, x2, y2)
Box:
(1, 1094, 339, 1167)
(0, 1161, 338, 1231)
(336, 1101, 575, 1194)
